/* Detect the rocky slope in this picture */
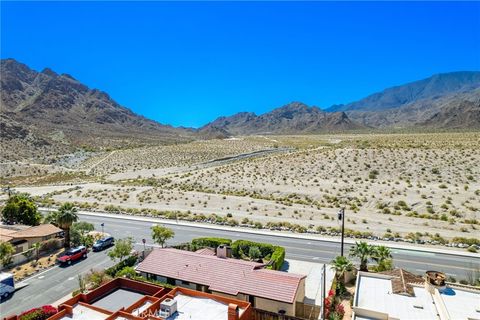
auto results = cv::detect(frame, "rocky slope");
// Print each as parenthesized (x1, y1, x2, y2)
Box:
(327, 71, 480, 128)
(1, 59, 193, 160)
(200, 102, 363, 135)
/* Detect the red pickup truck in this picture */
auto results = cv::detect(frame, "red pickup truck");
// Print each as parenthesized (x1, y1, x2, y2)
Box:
(57, 246, 87, 265)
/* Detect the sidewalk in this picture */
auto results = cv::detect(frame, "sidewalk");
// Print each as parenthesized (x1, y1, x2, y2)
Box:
(40, 207, 480, 258)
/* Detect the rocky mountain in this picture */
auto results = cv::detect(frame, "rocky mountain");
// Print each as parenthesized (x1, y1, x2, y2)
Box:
(200, 102, 363, 135)
(326, 71, 480, 128)
(1, 58, 193, 160)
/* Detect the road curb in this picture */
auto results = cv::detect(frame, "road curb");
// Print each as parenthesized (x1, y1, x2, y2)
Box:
(61, 209, 480, 259)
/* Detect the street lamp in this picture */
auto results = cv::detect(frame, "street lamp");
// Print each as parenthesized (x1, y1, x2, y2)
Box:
(142, 238, 146, 259)
(101, 223, 105, 235)
(338, 208, 345, 257)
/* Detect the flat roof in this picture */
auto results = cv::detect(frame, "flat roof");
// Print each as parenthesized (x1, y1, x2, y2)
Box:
(92, 288, 145, 312)
(57, 304, 108, 320)
(166, 292, 244, 320)
(441, 287, 480, 319)
(137, 248, 305, 303)
(355, 274, 438, 320)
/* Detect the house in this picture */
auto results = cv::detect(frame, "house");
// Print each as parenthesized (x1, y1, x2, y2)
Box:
(0, 224, 63, 266)
(4, 277, 252, 320)
(136, 248, 306, 317)
(352, 268, 480, 320)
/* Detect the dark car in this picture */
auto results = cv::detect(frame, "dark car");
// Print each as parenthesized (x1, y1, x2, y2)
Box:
(57, 246, 87, 265)
(92, 236, 115, 252)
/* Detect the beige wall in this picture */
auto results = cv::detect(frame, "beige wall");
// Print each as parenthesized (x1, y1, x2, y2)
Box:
(295, 278, 306, 302)
(254, 296, 295, 316)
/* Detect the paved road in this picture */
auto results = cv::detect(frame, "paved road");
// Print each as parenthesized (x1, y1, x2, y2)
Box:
(2, 213, 479, 317)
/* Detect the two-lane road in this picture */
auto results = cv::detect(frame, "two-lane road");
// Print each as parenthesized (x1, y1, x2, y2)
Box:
(2, 212, 478, 317)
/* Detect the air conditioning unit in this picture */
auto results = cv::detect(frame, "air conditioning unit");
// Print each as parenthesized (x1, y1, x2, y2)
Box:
(159, 298, 178, 317)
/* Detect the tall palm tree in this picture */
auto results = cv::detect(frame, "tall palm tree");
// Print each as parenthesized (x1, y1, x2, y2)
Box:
(56, 203, 78, 248)
(349, 241, 374, 272)
(331, 256, 354, 285)
(372, 245, 393, 271)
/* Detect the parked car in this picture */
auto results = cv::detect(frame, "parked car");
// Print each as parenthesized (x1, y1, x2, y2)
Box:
(92, 236, 115, 252)
(0, 273, 15, 300)
(57, 246, 87, 265)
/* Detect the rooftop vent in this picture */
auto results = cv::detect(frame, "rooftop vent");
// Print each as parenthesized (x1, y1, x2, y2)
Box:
(159, 298, 178, 317)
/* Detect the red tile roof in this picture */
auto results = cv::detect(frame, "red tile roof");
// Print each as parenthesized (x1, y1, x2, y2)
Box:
(195, 248, 216, 256)
(136, 248, 305, 303)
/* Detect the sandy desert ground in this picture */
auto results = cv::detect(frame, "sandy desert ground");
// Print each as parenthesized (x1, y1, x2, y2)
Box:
(2, 133, 479, 245)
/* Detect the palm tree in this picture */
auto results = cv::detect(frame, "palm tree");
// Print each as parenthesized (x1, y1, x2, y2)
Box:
(56, 203, 78, 248)
(43, 211, 59, 226)
(331, 256, 354, 285)
(372, 245, 393, 271)
(349, 241, 374, 272)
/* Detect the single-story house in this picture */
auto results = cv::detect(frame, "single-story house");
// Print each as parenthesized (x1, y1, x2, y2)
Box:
(136, 248, 306, 317)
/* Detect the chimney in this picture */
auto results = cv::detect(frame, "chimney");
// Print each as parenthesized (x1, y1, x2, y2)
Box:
(216, 245, 232, 259)
(228, 303, 239, 320)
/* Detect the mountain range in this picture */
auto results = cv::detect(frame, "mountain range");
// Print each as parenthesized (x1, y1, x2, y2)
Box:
(202, 71, 480, 135)
(1, 58, 479, 159)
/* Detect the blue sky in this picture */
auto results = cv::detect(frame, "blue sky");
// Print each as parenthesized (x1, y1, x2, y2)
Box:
(1, 1, 479, 127)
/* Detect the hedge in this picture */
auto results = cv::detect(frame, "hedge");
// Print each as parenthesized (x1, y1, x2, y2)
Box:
(267, 246, 285, 270)
(105, 255, 138, 277)
(191, 237, 232, 249)
(231, 240, 285, 270)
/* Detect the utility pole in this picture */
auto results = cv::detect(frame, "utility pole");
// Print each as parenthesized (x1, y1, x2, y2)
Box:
(322, 264, 326, 320)
(338, 207, 345, 257)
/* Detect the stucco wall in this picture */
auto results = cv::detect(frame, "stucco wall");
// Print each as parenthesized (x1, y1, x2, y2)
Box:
(254, 297, 295, 316)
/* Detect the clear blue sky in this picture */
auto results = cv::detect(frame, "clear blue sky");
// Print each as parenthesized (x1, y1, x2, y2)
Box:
(2, 1, 479, 127)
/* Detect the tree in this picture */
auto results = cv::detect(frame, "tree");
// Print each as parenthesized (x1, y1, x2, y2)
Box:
(349, 241, 375, 272)
(151, 225, 175, 248)
(331, 256, 354, 286)
(1, 193, 41, 226)
(108, 237, 133, 262)
(0, 241, 15, 267)
(56, 203, 78, 248)
(42, 211, 59, 226)
(372, 245, 393, 272)
(70, 222, 95, 247)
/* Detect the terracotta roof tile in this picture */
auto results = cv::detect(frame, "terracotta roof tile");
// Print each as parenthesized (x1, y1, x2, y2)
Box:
(136, 248, 305, 303)
(379, 269, 424, 296)
(195, 248, 216, 256)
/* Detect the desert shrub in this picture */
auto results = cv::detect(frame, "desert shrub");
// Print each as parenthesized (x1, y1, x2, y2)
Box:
(105, 255, 138, 277)
(40, 239, 62, 252)
(451, 237, 480, 246)
(467, 246, 477, 253)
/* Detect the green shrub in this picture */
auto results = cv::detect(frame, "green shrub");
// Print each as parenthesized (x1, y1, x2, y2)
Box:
(105, 255, 138, 276)
(116, 266, 137, 278)
(231, 240, 285, 270)
(191, 237, 232, 249)
(268, 246, 285, 270)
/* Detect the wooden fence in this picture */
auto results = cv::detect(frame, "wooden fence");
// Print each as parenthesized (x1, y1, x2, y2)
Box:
(252, 308, 305, 320)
